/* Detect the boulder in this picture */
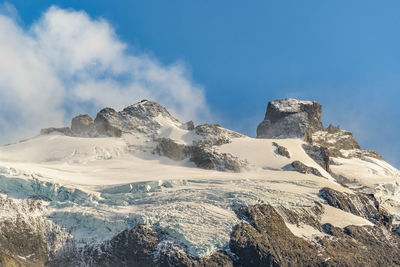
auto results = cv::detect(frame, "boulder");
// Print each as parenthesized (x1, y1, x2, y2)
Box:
(257, 98, 324, 138)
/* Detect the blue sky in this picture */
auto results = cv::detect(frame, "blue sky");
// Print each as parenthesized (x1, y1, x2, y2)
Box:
(3, 1, 400, 166)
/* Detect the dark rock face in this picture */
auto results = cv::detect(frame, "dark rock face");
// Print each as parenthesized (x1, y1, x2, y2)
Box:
(319, 187, 393, 230)
(257, 98, 324, 138)
(272, 142, 290, 158)
(71, 114, 95, 136)
(302, 144, 330, 172)
(154, 138, 248, 172)
(230, 204, 400, 267)
(94, 107, 123, 137)
(155, 138, 190, 161)
(230, 204, 320, 266)
(289, 160, 323, 177)
(0, 196, 70, 267)
(189, 146, 247, 173)
(320, 224, 400, 266)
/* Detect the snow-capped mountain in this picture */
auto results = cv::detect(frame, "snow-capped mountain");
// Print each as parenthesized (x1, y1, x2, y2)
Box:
(0, 98, 399, 266)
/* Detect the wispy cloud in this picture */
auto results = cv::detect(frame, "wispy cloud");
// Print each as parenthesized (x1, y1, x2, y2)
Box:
(0, 5, 209, 144)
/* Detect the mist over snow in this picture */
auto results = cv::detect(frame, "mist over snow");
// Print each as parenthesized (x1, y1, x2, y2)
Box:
(0, 5, 209, 144)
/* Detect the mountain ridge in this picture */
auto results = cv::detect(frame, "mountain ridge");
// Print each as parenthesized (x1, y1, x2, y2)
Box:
(0, 98, 399, 266)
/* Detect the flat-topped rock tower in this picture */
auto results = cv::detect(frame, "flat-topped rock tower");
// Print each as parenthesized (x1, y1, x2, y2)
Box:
(256, 98, 324, 138)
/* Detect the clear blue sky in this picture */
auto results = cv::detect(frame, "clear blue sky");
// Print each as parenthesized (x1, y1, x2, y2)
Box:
(8, 0, 400, 166)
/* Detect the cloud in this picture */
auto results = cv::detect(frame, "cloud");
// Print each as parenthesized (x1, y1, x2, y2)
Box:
(0, 5, 209, 144)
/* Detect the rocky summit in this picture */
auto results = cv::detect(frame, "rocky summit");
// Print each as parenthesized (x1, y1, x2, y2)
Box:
(256, 98, 324, 138)
(0, 98, 400, 266)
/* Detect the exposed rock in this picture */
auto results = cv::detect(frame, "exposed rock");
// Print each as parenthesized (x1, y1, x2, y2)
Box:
(230, 204, 321, 266)
(51, 225, 234, 267)
(93, 100, 179, 138)
(0, 196, 70, 267)
(189, 146, 248, 172)
(320, 225, 400, 266)
(272, 142, 290, 158)
(311, 128, 361, 150)
(256, 99, 383, 162)
(319, 187, 393, 230)
(94, 107, 123, 137)
(122, 100, 179, 122)
(118, 100, 180, 136)
(155, 138, 190, 161)
(256, 98, 324, 138)
(40, 127, 73, 136)
(276, 204, 323, 230)
(289, 160, 323, 177)
(71, 114, 95, 136)
(154, 138, 248, 172)
(308, 128, 383, 160)
(183, 121, 195, 131)
(326, 124, 341, 134)
(194, 124, 244, 147)
(230, 204, 400, 267)
(302, 144, 330, 172)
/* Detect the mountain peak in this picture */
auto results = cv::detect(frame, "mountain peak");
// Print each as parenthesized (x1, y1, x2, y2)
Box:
(257, 98, 323, 138)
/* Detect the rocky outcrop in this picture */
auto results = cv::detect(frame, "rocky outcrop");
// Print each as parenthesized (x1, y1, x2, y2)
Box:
(230, 204, 321, 266)
(154, 138, 248, 172)
(189, 146, 248, 172)
(71, 114, 96, 136)
(155, 138, 190, 161)
(257, 98, 324, 138)
(183, 121, 195, 131)
(256, 99, 383, 163)
(272, 142, 290, 158)
(0, 196, 70, 267)
(319, 187, 392, 230)
(40, 127, 73, 136)
(289, 160, 323, 177)
(194, 124, 245, 147)
(94, 107, 123, 137)
(302, 144, 330, 172)
(230, 204, 400, 267)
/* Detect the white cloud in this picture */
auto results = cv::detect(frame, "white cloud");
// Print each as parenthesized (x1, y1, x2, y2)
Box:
(0, 5, 209, 144)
